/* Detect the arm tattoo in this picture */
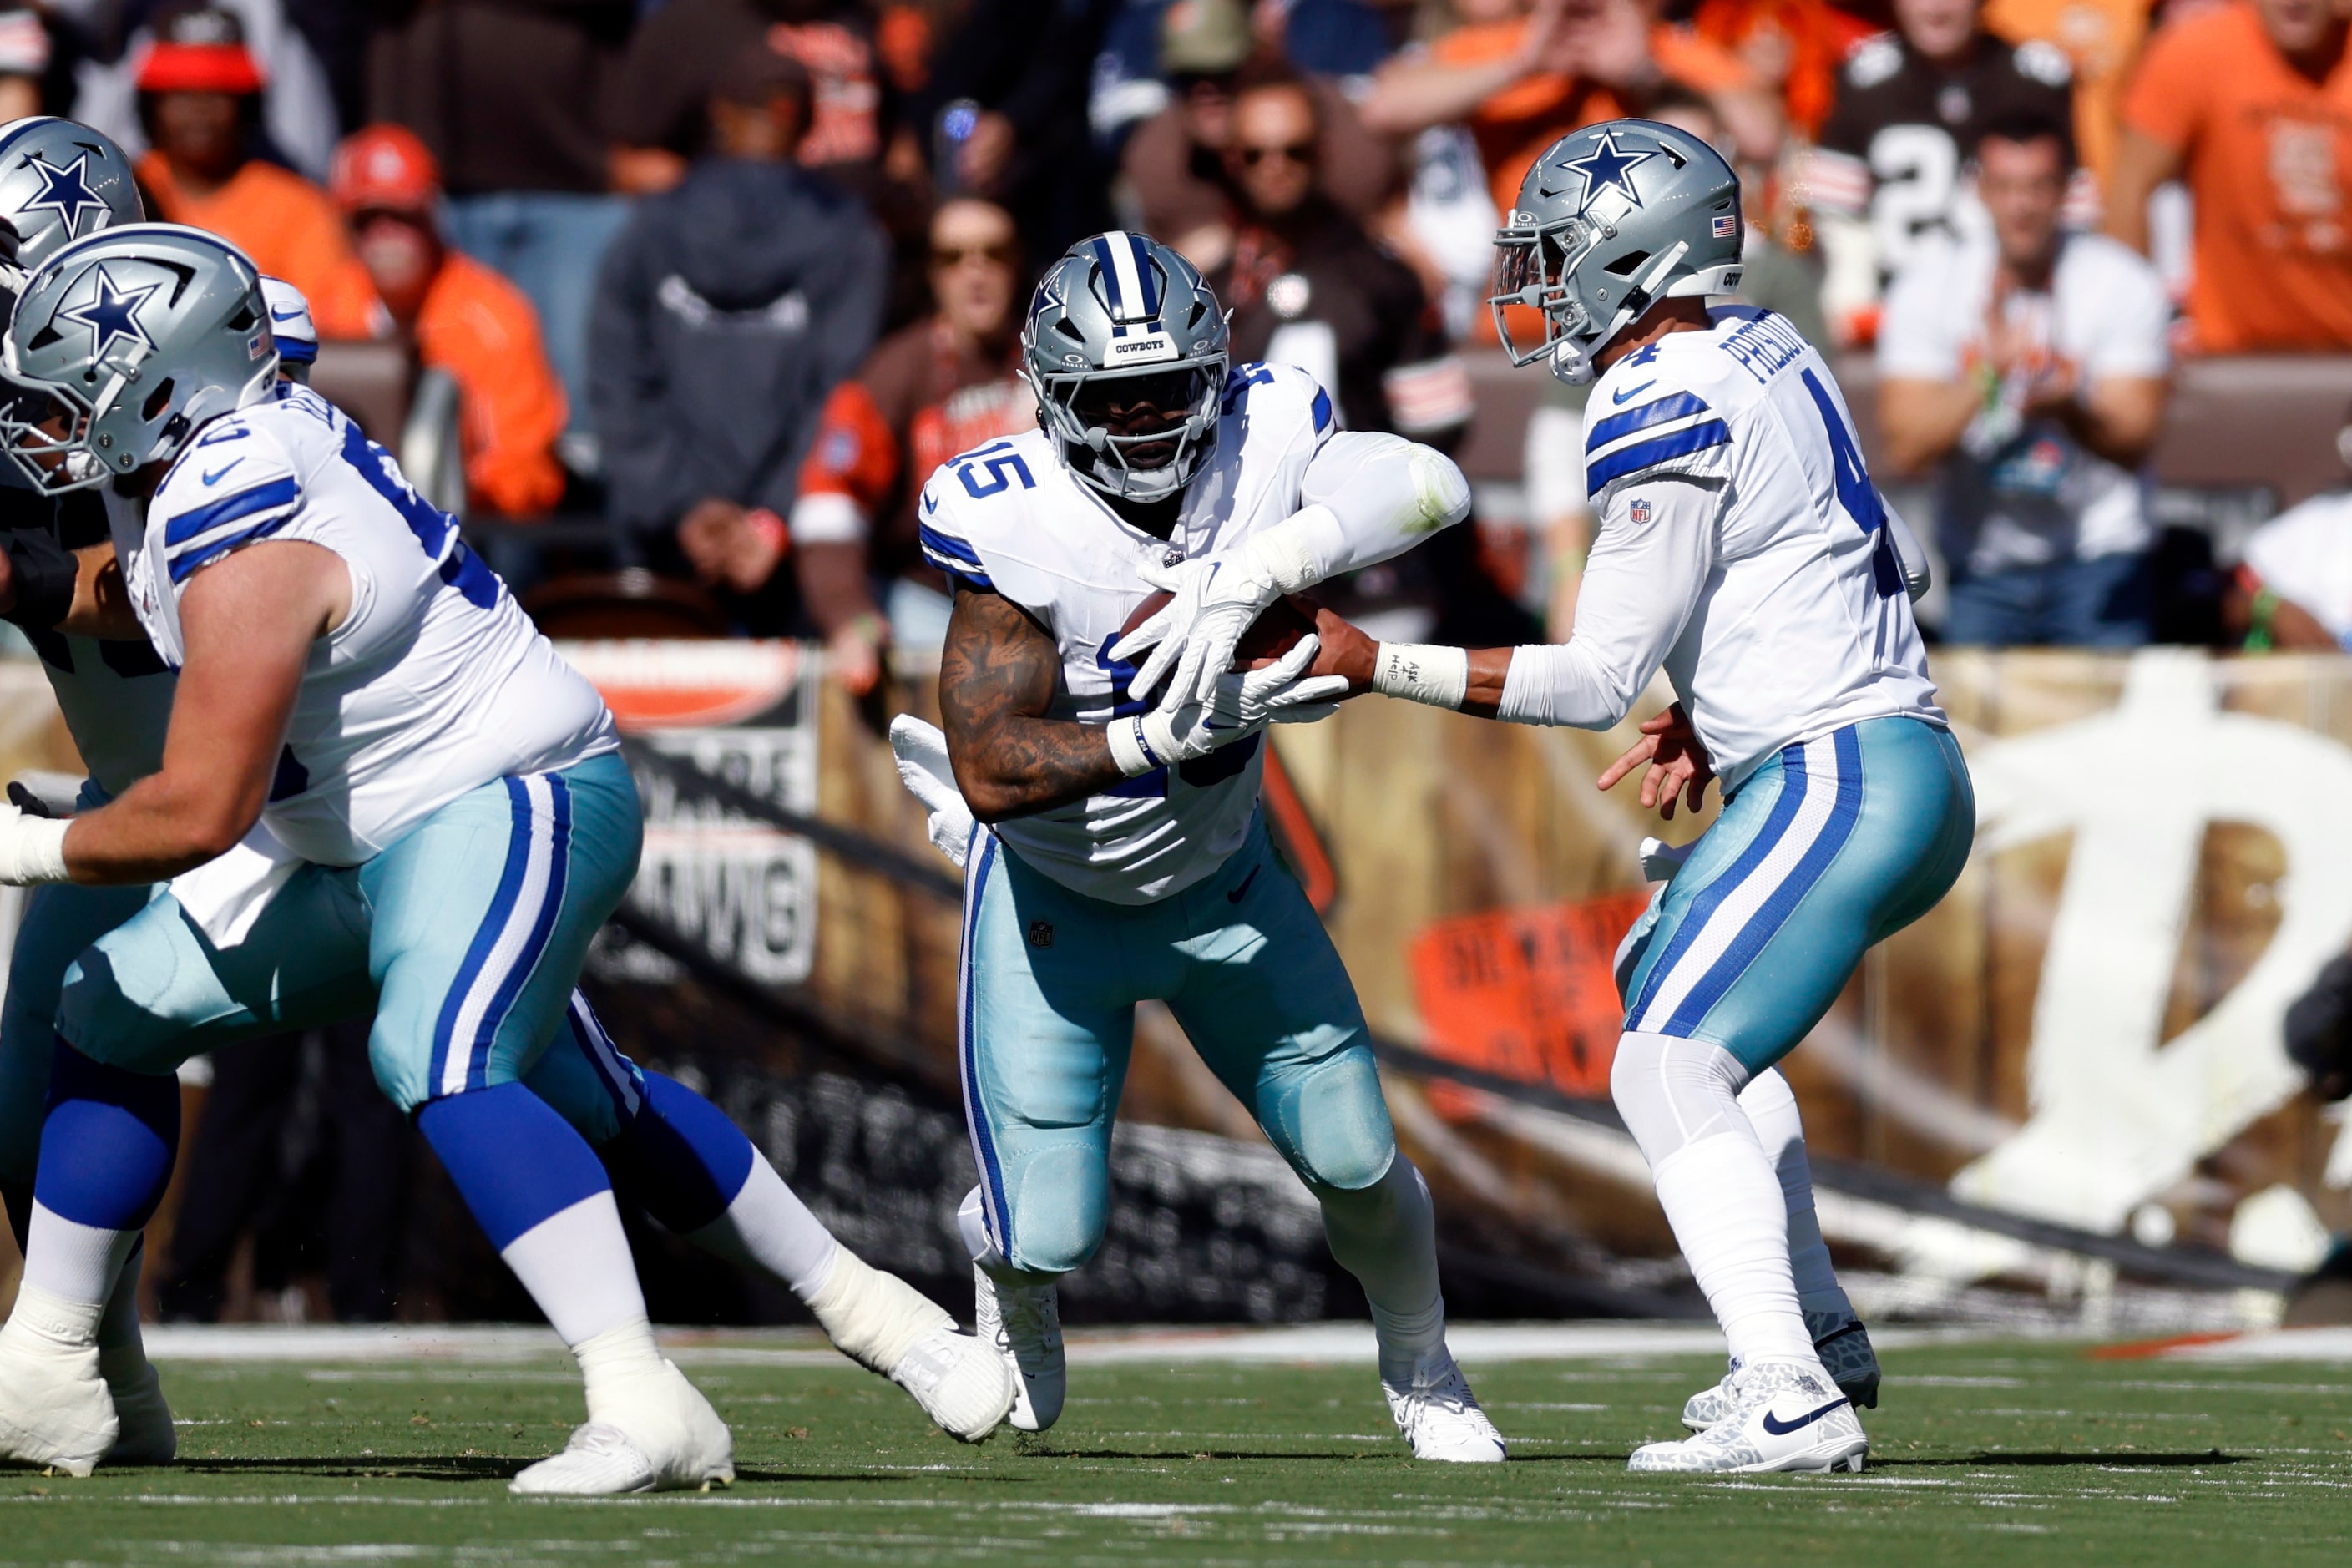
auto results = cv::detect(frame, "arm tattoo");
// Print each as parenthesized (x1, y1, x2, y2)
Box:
(938, 586, 1130, 822)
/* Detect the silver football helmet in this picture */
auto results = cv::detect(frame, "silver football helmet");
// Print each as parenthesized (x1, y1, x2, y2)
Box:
(0, 118, 143, 295)
(1491, 119, 1744, 385)
(0, 223, 276, 493)
(1020, 230, 1228, 503)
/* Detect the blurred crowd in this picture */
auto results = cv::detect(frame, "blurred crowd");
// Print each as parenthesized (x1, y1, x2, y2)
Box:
(0, 0, 2347, 665)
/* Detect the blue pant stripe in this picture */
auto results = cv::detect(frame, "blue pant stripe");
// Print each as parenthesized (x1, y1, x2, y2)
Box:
(468, 775, 573, 1091)
(1661, 728, 1864, 1034)
(959, 832, 1012, 1252)
(1628, 745, 1814, 1026)
(567, 992, 641, 1124)
(430, 777, 535, 1098)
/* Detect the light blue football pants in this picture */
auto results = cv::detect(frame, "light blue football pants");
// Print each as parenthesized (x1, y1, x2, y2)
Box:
(1616, 716, 1975, 1073)
(25, 753, 646, 1158)
(960, 814, 1398, 1277)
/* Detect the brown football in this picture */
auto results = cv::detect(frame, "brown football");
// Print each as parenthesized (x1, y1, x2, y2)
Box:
(1121, 591, 1319, 670)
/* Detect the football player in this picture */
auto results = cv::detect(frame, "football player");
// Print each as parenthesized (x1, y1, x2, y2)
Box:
(894, 230, 1505, 1461)
(1283, 119, 1975, 1474)
(0, 224, 1009, 1486)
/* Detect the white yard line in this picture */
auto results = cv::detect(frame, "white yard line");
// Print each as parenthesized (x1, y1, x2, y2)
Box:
(142, 1320, 1996, 1368)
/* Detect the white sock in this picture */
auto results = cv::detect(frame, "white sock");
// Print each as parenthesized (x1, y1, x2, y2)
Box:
(19, 1202, 137, 1318)
(957, 1185, 1023, 1281)
(573, 1315, 667, 1421)
(97, 1237, 149, 1382)
(685, 1156, 840, 1299)
(1611, 1032, 1818, 1372)
(1737, 1069, 1853, 1320)
(1651, 1131, 1817, 1367)
(1318, 1159, 1445, 1382)
(499, 1191, 648, 1348)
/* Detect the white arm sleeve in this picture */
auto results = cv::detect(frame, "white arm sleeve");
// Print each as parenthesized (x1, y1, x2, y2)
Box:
(1280, 430, 1473, 583)
(1495, 473, 1721, 728)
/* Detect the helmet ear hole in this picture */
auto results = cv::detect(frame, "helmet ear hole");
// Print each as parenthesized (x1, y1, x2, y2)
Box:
(1604, 250, 1651, 277)
(142, 377, 175, 421)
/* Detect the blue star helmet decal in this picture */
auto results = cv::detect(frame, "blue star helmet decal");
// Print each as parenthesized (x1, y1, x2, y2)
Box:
(21, 153, 110, 240)
(1562, 130, 1658, 215)
(58, 264, 162, 360)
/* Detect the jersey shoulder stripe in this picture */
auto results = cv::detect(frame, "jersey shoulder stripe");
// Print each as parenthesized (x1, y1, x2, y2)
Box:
(162, 475, 304, 583)
(1586, 389, 1715, 454)
(1586, 421, 1732, 491)
(916, 518, 994, 592)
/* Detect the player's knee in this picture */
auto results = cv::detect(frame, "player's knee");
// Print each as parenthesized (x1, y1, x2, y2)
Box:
(1611, 1029, 1748, 1163)
(1002, 1144, 1108, 1276)
(1277, 1054, 1396, 1193)
(364, 1028, 435, 1117)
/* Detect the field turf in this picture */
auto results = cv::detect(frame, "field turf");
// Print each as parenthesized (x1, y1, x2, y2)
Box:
(0, 1336, 2345, 1565)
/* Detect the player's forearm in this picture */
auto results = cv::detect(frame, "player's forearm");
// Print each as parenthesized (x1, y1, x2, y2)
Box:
(60, 771, 263, 883)
(1283, 434, 1472, 586)
(947, 714, 1128, 822)
(1361, 639, 1640, 728)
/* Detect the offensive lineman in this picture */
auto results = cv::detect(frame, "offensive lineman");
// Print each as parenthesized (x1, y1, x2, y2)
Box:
(896, 231, 1506, 1460)
(0, 222, 1009, 1485)
(1160, 122, 1975, 1473)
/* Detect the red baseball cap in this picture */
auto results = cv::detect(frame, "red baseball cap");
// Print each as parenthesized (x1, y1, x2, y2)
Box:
(331, 124, 441, 215)
(136, 6, 266, 94)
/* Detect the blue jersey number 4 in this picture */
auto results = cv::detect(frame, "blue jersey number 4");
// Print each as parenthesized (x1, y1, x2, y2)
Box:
(1799, 367, 1901, 599)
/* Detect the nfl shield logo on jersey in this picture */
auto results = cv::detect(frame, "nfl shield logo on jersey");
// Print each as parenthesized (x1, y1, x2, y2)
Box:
(1630, 498, 1653, 525)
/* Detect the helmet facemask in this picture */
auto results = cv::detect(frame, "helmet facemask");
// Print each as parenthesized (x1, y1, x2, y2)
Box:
(1026, 347, 1227, 504)
(0, 370, 105, 493)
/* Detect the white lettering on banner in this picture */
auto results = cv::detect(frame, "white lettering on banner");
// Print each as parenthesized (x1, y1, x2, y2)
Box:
(1946, 650, 2352, 1259)
(630, 724, 820, 988)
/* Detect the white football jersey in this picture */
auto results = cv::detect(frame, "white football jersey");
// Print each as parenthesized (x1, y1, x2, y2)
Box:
(1571, 306, 1945, 787)
(3, 485, 175, 799)
(918, 362, 1338, 904)
(112, 382, 617, 866)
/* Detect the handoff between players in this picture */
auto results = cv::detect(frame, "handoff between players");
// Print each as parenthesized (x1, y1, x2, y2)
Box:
(0, 109, 1968, 1485)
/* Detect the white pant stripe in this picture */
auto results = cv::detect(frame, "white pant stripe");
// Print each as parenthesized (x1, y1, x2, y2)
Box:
(438, 776, 559, 1097)
(1631, 736, 1844, 1032)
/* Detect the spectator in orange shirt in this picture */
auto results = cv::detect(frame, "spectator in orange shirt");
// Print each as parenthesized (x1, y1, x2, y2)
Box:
(2109, 0, 2352, 352)
(1359, 0, 1782, 220)
(329, 124, 569, 518)
(130, 5, 375, 337)
(1689, 0, 1877, 140)
(778, 197, 1034, 691)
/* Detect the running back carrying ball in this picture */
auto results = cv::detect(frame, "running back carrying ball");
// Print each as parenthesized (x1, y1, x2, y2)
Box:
(1120, 591, 1318, 670)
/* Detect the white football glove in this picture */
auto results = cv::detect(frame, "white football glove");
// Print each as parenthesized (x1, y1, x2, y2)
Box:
(888, 715, 978, 869)
(0, 799, 70, 885)
(1110, 522, 1323, 712)
(1106, 635, 1348, 776)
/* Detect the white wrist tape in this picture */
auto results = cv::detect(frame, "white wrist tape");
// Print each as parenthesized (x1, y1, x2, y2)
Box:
(1371, 643, 1470, 711)
(1107, 714, 1169, 778)
(0, 813, 69, 884)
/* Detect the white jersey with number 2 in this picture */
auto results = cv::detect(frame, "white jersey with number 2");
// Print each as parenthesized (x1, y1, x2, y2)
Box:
(109, 381, 617, 867)
(1505, 306, 1945, 787)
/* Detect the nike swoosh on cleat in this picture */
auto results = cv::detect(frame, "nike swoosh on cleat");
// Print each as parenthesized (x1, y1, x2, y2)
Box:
(1611, 380, 1657, 404)
(1760, 1398, 1849, 1436)
(1227, 866, 1260, 903)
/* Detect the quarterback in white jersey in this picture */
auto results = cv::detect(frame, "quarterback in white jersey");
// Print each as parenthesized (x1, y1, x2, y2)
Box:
(0, 228, 1013, 1485)
(895, 230, 1505, 1462)
(1301, 122, 1975, 1474)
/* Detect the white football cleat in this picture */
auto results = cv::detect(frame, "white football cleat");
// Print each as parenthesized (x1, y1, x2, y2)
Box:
(1682, 1312, 1882, 1432)
(1383, 1348, 1506, 1463)
(807, 1251, 1013, 1442)
(0, 1287, 118, 1477)
(973, 1264, 1064, 1432)
(511, 1358, 733, 1495)
(99, 1349, 176, 1467)
(1634, 1359, 1866, 1474)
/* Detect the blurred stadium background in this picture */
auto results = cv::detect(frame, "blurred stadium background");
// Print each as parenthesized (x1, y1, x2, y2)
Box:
(4, 0, 2352, 1352)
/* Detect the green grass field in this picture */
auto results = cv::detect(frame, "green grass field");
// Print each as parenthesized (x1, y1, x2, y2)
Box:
(1, 1336, 2345, 1565)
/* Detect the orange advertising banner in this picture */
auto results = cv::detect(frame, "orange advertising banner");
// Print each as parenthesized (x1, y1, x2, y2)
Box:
(1407, 889, 1654, 1099)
